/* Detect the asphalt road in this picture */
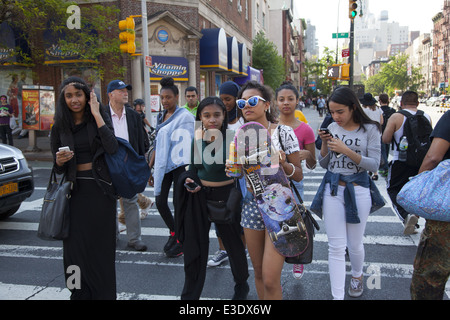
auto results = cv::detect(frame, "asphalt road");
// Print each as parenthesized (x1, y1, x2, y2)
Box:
(0, 105, 448, 303)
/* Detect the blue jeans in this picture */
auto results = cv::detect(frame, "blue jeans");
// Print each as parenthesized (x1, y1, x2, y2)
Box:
(380, 142, 389, 172)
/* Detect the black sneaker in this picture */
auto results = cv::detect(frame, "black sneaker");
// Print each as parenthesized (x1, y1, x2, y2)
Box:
(232, 282, 249, 300)
(166, 242, 183, 258)
(164, 232, 177, 253)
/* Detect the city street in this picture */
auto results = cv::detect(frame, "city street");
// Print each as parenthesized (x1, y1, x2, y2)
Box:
(0, 105, 448, 301)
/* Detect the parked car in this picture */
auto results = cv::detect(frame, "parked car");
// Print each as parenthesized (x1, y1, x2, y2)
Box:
(436, 95, 450, 106)
(0, 143, 34, 220)
(426, 97, 439, 106)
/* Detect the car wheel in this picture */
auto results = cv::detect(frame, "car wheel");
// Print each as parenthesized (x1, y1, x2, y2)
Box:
(0, 204, 21, 220)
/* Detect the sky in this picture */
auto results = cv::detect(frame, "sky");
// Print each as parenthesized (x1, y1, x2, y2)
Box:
(293, 0, 445, 54)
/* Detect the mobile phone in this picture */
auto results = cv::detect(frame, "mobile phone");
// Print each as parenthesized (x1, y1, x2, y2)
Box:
(184, 181, 199, 191)
(320, 128, 331, 135)
(59, 146, 70, 152)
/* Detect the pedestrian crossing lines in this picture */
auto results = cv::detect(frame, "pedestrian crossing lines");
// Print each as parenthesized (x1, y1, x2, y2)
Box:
(1, 166, 448, 300)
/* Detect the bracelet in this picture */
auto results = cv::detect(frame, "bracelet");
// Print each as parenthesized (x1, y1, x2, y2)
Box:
(285, 162, 296, 178)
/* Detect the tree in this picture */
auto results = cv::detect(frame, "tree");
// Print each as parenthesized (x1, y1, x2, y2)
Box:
(0, 0, 125, 79)
(251, 31, 286, 91)
(364, 54, 424, 96)
(303, 47, 336, 96)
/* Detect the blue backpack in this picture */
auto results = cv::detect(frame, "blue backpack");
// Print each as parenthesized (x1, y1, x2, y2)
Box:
(105, 137, 150, 199)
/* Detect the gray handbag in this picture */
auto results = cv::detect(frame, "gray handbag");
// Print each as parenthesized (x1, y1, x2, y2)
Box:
(37, 168, 73, 240)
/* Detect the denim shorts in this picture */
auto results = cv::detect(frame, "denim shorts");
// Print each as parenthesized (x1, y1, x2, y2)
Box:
(240, 193, 265, 231)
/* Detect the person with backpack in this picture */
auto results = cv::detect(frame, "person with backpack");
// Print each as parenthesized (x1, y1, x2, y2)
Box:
(378, 94, 395, 177)
(104, 80, 149, 251)
(382, 91, 433, 235)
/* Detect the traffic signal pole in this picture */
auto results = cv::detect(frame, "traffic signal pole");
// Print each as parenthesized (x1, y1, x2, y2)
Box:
(349, 18, 354, 90)
(141, 0, 151, 124)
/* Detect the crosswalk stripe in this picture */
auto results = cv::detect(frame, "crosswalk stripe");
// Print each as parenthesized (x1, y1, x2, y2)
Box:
(0, 222, 416, 246)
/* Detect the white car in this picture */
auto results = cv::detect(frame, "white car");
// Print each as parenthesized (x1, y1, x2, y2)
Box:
(0, 144, 34, 220)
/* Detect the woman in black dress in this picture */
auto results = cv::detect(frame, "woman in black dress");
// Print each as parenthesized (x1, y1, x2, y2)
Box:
(50, 76, 118, 299)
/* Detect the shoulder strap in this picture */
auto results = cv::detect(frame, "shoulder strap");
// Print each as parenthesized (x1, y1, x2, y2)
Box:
(398, 109, 413, 118)
(277, 125, 285, 151)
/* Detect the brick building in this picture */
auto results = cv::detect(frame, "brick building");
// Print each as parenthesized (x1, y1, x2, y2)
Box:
(432, 0, 450, 94)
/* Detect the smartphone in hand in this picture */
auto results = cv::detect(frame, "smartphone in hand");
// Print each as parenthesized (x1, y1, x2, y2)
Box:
(184, 181, 199, 191)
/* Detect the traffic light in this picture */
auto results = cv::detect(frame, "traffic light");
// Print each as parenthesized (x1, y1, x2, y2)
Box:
(119, 16, 136, 54)
(349, 0, 358, 20)
(341, 64, 350, 80)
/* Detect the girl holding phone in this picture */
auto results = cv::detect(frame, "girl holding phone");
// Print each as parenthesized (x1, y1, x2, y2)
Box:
(181, 97, 249, 300)
(312, 86, 384, 299)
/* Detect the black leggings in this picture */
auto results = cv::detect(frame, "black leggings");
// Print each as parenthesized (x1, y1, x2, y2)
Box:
(155, 166, 186, 233)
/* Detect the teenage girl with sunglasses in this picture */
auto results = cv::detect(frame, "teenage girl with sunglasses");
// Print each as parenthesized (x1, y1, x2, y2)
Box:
(227, 80, 303, 300)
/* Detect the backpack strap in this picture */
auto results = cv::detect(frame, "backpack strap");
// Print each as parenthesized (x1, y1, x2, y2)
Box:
(392, 110, 411, 150)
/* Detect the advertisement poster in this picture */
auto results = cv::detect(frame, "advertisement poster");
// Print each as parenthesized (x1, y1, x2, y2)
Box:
(22, 86, 40, 130)
(39, 89, 55, 130)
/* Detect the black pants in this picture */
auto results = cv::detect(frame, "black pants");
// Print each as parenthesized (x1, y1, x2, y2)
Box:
(387, 160, 419, 222)
(181, 183, 248, 300)
(0, 125, 13, 146)
(156, 166, 185, 233)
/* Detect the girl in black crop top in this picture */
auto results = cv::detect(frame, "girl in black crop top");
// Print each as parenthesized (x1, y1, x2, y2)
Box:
(181, 97, 249, 300)
(50, 76, 118, 300)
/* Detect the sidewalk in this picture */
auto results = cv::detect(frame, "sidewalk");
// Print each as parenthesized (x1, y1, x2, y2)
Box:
(12, 132, 53, 162)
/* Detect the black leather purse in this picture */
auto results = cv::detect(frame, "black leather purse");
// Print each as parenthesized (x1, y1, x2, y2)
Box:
(284, 180, 320, 265)
(277, 126, 320, 264)
(206, 180, 242, 224)
(37, 168, 73, 240)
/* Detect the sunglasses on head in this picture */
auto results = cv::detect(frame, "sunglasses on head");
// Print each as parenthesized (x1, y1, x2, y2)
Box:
(236, 95, 266, 109)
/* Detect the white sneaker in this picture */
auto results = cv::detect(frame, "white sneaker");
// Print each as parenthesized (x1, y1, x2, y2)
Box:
(140, 208, 148, 219)
(348, 276, 364, 297)
(403, 214, 418, 235)
(292, 264, 304, 280)
(118, 222, 126, 233)
(207, 250, 228, 267)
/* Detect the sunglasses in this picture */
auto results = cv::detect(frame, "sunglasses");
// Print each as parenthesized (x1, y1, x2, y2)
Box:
(236, 95, 266, 109)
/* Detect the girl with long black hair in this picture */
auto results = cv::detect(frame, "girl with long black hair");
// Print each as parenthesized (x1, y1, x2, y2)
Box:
(178, 96, 249, 300)
(50, 76, 118, 299)
(311, 86, 384, 299)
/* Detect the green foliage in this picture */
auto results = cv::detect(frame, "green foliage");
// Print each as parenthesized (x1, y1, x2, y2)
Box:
(0, 0, 125, 79)
(251, 31, 286, 91)
(303, 47, 336, 96)
(364, 54, 424, 96)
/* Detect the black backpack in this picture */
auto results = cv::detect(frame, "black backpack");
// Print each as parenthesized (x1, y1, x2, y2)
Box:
(394, 110, 432, 168)
(381, 106, 396, 133)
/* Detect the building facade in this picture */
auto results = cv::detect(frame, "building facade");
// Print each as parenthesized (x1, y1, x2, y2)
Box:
(432, 1, 450, 94)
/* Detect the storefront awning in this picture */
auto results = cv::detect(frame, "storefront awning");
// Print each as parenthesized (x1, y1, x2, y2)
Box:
(43, 26, 98, 65)
(200, 28, 228, 72)
(226, 37, 239, 75)
(0, 22, 16, 65)
(234, 66, 263, 85)
(238, 43, 249, 76)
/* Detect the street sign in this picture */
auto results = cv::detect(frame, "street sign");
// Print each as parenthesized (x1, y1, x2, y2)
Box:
(342, 48, 350, 58)
(332, 32, 349, 39)
(145, 55, 152, 67)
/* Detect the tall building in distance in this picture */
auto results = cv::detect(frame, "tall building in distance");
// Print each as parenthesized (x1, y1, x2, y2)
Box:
(304, 20, 319, 59)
